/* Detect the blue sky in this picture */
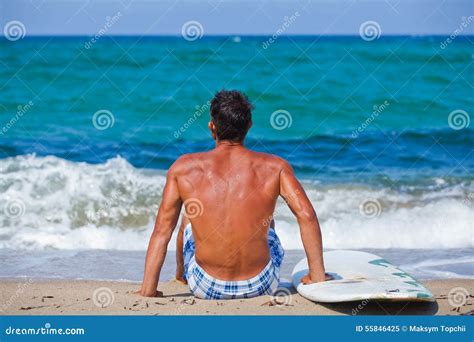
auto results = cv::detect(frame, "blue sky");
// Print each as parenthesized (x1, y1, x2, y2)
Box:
(1, 0, 473, 35)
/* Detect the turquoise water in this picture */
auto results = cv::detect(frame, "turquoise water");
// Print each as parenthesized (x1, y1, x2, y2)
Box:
(0, 37, 473, 270)
(1, 36, 472, 182)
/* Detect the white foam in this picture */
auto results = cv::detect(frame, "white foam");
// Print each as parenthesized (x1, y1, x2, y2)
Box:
(1, 155, 473, 251)
(400, 256, 474, 279)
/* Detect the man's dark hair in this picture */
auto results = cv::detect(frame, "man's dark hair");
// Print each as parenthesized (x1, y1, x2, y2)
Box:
(210, 90, 253, 142)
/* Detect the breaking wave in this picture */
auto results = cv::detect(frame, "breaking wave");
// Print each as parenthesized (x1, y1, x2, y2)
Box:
(1, 155, 473, 251)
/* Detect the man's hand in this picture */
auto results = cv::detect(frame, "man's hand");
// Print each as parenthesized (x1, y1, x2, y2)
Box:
(301, 273, 333, 284)
(174, 275, 188, 285)
(135, 288, 164, 297)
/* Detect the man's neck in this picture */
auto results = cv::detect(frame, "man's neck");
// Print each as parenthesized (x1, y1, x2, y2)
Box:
(215, 140, 245, 149)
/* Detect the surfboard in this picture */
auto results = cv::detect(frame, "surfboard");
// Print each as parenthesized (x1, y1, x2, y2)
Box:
(291, 250, 434, 303)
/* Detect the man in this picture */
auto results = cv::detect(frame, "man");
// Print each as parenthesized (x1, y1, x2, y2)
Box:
(139, 90, 329, 299)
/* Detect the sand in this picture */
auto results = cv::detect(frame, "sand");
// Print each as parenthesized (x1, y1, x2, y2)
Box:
(0, 279, 472, 316)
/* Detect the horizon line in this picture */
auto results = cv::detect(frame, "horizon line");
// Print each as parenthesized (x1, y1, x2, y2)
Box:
(2, 33, 474, 38)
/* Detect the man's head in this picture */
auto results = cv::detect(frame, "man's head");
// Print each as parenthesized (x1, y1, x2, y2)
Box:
(209, 90, 253, 142)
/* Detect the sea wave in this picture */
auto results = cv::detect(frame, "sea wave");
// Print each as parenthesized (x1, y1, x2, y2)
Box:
(0, 154, 473, 251)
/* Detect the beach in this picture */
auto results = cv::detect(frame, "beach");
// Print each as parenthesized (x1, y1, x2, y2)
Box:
(1, 279, 472, 316)
(1, 248, 472, 316)
(0, 2, 473, 342)
(1, 36, 472, 318)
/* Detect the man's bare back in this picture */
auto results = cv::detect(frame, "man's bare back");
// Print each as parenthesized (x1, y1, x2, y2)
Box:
(173, 143, 285, 280)
(139, 90, 328, 298)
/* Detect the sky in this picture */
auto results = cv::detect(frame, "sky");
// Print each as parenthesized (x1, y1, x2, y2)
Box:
(1, 0, 473, 36)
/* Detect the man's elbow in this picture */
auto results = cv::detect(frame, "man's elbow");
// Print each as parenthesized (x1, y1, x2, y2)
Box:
(151, 228, 173, 247)
(296, 209, 317, 223)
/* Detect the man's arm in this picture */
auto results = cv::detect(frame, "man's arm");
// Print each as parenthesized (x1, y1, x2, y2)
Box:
(279, 160, 327, 283)
(175, 215, 189, 284)
(140, 165, 182, 297)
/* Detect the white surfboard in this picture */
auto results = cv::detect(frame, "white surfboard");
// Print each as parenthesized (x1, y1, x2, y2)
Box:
(292, 250, 434, 303)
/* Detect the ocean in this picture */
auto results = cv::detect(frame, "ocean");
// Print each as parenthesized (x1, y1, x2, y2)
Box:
(0, 36, 473, 281)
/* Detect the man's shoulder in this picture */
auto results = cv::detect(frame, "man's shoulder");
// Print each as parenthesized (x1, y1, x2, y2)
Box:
(175, 152, 207, 164)
(168, 152, 207, 175)
(249, 151, 291, 169)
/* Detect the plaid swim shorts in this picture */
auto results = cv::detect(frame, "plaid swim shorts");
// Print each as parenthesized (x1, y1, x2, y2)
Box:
(182, 224, 285, 299)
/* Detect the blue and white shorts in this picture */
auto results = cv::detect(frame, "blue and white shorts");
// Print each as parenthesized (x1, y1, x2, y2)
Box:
(183, 224, 285, 300)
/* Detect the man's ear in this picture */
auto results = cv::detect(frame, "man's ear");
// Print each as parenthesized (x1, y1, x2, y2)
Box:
(208, 121, 217, 140)
(248, 120, 253, 130)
